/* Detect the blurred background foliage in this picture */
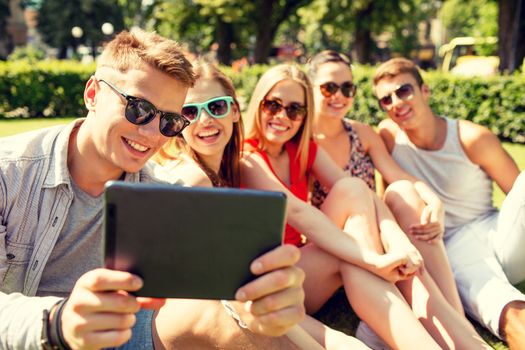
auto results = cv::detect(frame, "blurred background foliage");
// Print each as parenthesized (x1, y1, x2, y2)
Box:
(1, 61, 523, 143)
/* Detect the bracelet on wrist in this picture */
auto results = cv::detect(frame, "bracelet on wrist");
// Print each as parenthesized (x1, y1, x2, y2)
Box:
(221, 300, 248, 329)
(41, 298, 72, 350)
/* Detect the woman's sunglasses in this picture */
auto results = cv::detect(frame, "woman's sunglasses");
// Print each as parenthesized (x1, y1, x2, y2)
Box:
(378, 83, 415, 109)
(260, 98, 307, 121)
(98, 78, 189, 137)
(181, 96, 234, 124)
(319, 81, 357, 98)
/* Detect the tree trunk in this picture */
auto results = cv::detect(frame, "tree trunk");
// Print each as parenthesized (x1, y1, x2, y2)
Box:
(253, 0, 276, 64)
(354, 2, 375, 64)
(498, 0, 524, 72)
(252, 0, 311, 63)
(216, 17, 234, 65)
(515, 2, 525, 69)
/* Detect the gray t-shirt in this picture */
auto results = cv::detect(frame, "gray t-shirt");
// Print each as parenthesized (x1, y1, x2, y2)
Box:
(37, 178, 104, 297)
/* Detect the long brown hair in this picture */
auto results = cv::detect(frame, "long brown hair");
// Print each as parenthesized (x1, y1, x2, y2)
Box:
(155, 60, 244, 188)
(245, 64, 314, 177)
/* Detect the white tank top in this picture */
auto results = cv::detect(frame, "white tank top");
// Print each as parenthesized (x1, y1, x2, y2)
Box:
(392, 117, 497, 235)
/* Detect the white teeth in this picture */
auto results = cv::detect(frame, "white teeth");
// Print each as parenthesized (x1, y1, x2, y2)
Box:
(269, 123, 288, 131)
(125, 138, 149, 152)
(397, 109, 411, 118)
(198, 129, 219, 138)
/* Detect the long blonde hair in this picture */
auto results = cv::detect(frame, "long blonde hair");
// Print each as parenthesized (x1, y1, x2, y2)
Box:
(245, 64, 314, 177)
(155, 60, 244, 187)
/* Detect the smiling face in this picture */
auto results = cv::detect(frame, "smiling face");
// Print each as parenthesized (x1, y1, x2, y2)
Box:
(181, 78, 238, 164)
(259, 79, 306, 149)
(374, 72, 431, 131)
(83, 65, 188, 175)
(312, 61, 354, 121)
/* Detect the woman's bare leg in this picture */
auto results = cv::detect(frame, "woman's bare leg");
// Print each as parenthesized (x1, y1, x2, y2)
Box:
(340, 263, 442, 350)
(298, 243, 345, 313)
(384, 180, 463, 313)
(318, 177, 490, 348)
(317, 178, 439, 349)
(397, 271, 492, 349)
(299, 315, 371, 350)
(320, 177, 383, 252)
(297, 222, 441, 349)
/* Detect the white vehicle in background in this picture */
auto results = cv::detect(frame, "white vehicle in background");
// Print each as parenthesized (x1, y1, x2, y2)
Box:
(439, 36, 499, 76)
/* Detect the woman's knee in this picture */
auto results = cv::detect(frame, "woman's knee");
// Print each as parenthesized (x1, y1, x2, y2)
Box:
(384, 180, 414, 199)
(329, 177, 370, 201)
(384, 180, 422, 213)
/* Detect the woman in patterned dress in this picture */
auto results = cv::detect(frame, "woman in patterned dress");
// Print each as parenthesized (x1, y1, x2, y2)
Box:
(308, 50, 465, 341)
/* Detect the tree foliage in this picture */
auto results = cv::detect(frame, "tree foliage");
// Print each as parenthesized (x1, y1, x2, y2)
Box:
(154, 0, 312, 64)
(293, 0, 439, 63)
(439, 0, 498, 39)
(37, 0, 125, 58)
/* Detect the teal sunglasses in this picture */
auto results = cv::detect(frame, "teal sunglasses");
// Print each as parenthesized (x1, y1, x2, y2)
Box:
(181, 96, 234, 124)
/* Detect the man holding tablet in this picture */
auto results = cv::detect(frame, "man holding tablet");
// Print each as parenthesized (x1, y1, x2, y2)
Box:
(0, 30, 305, 349)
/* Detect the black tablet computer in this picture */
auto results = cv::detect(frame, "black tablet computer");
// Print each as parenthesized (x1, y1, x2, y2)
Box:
(104, 181, 286, 300)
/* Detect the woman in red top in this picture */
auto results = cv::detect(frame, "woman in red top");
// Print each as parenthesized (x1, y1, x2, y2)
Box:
(241, 64, 490, 349)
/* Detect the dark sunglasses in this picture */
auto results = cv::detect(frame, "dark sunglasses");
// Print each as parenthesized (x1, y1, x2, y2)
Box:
(260, 98, 307, 121)
(378, 83, 415, 109)
(181, 96, 233, 124)
(98, 78, 189, 137)
(319, 81, 357, 98)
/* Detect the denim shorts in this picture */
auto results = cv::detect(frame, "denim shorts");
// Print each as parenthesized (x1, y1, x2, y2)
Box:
(108, 309, 155, 350)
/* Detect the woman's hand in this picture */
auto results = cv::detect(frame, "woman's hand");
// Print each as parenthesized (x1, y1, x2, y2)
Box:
(363, 249, 420, 283)
(379, 225, 424, 280)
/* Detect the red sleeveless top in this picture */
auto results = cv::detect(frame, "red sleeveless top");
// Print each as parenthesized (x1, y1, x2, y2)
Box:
(245, 138, 318, 246)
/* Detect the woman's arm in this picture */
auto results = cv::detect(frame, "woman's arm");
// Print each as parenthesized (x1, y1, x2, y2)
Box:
(241, 152, 409, 282)
(358, 123, 416, 184)
(310, 147, 347, 190)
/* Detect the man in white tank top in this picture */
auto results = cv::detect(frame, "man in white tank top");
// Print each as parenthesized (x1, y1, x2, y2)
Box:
(373, 57, 525, 349)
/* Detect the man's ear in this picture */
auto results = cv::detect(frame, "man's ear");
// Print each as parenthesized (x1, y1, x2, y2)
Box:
(421, 84, 431, 100)
(84, 76, 98, 111)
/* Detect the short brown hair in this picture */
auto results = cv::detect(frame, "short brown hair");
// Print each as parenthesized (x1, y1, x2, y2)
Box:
(373, 57, 424, 87)
(97, 29, 195, 87)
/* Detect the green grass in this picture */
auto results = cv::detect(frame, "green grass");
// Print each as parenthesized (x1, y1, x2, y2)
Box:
(0, 117, 77, 137)
(1, 118, 524, 348)
(494, 142, 525, 207)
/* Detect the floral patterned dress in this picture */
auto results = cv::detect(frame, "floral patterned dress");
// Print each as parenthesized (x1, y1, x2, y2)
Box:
(311, 119, 376, 208)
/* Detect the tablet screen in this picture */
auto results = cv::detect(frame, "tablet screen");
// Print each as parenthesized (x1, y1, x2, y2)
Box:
(104, 181, 286, 300)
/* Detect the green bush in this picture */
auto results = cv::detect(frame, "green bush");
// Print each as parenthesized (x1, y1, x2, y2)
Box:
(226, 64, 525, 143)
(1, 60, 524, 143)
(0, 60, 94, 118)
